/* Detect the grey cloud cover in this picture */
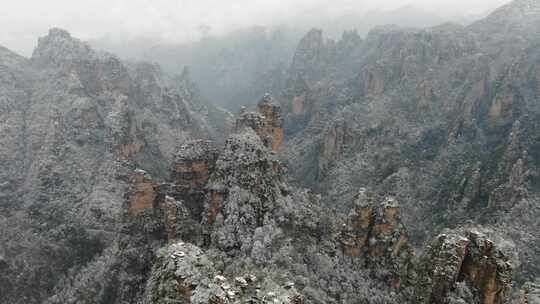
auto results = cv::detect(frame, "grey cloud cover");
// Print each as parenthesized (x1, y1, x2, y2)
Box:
(1, 0, 511, 56)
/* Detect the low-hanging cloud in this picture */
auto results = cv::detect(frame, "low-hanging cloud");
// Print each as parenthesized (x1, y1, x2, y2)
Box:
(0, 0, 511, 56)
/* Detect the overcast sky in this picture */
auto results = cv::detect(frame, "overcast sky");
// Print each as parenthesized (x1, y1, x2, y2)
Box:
(1, 0, 511, 56)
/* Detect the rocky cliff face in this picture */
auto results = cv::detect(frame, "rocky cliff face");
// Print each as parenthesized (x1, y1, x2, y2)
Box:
(95, 113, 412, 304)
(0, 44, 519, 303)
(112, 116, 516, 304)
(145, 242, 305, 304)
(415, 228, 514, 304)
(280, 0, 540, 288)
(1, 1, 537, 303)
(0, 28, 220, 304)
(340, 189, 412, 282)
(170, 140, 219, 224)
(234, 94, 284, 152)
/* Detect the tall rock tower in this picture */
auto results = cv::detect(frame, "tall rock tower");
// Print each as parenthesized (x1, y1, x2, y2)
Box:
(234, 94, 284, 152)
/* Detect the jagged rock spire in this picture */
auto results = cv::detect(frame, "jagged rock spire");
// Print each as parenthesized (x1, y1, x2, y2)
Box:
(234, 94, 283, 152)
(32, 27, 94, 66)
